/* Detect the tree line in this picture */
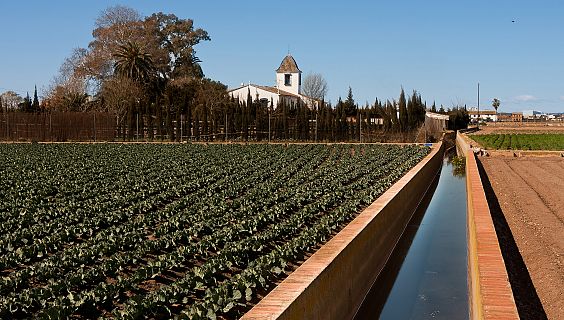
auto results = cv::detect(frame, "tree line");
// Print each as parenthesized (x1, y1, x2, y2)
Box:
(1, 5, 469, 142)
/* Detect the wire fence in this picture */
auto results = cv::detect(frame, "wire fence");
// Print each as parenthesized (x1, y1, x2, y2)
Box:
(0, 112, 117, 142)
(0, 111, 447, 143)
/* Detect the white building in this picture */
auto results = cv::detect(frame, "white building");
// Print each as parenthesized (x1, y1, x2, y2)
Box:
(425, 111, 449, 130)
(468, 108, 498, 122)
(228, 55, 319, 108)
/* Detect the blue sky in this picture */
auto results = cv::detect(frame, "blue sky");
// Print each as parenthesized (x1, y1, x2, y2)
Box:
(1, 1, 563, 112)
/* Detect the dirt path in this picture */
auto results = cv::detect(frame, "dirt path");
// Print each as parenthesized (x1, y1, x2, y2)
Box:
(480, 157, 564, 320)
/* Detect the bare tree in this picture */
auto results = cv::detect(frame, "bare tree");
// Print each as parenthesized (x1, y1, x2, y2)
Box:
(44, 48, 90, 111)
(100, 76, 143, 115)
(101, 76, 145, 139)
(301, 72, 328, 101)
(81, 6, 144, 84)
(95, 5, 141, 29)
(0, 91, 23, 111)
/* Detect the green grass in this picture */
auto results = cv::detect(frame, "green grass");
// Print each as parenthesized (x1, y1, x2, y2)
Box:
(472, 134, 564, 150)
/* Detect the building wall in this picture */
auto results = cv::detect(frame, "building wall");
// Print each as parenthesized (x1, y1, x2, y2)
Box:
(511, 113, 523, 122)
(470, 114, 498, 122)
(228, 85, 299, 107)
(276, 71, 301, 95)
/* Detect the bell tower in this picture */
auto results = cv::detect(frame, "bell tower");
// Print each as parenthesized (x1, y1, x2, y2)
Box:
(276, 54, 302, 95)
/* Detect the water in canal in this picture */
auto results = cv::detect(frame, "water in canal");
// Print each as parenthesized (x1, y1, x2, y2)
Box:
(355, 156, 468, 320)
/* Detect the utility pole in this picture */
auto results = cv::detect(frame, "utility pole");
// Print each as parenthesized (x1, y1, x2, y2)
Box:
(268, 105, 271, 143)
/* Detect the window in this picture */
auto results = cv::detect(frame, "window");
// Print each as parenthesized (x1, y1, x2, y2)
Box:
(284, 74, 291, 86)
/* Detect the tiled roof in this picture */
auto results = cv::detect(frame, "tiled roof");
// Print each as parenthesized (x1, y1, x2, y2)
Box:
(227, 84, 301, 98)
(469, 110, 497, 115)
(276, 55, 301, 73)
(255, 85, 300, 98)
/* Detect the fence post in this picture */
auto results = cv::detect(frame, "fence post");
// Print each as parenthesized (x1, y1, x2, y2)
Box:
(94, 112, 97, 142)
(116, 115, 118, 140)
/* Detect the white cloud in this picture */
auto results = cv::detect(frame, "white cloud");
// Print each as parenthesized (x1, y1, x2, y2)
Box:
(514, 95, 537, 102)
(559, 96, 564, 101)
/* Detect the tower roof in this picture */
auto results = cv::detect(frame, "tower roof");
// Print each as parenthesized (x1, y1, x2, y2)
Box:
(276, 54, 301, 73)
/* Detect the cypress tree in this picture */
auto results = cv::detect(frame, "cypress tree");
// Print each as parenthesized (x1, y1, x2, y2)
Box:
(318, 98, 325, 141)
(32, 85, 40, 112)
(439, 104, 445, 114)
(407, 90, 422, 130)
(282, 99, 288, 139)
(407, 92, 415, 130)
(242, 89, 251, 140)
(234, 100, 241, 136)
(390, 99, 400, 132)
(416, 93, 426, 126)
(398, 88, 408, 132)
(383, 100, 392, 132)
(20, 92, 32, 112)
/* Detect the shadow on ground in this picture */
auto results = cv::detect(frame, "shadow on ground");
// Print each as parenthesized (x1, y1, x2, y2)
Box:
(477, 159, 547, 320)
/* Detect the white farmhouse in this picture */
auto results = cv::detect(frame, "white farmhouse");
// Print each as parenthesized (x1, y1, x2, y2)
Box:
(468, 107, 498, 122)
(228, 55, 319, 108)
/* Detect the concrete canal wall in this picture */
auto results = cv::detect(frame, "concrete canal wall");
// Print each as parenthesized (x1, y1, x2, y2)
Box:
(242, 142, 444, 320)
(458, 132, 519, 320)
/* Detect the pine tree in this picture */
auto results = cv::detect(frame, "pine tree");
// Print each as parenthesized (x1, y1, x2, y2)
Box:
(344, 87, 357, 117)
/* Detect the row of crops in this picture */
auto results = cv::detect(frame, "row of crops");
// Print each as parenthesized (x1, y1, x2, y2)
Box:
(471, 133, 564, 150)
(0, 143, 429, 319)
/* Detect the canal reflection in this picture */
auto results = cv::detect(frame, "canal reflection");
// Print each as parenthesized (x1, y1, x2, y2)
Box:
(355, 158, 468, 320)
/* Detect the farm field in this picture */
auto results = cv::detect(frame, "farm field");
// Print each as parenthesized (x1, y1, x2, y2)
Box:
(0, 143, 429, 319)
(471, 122, 564, 135)
(480, 157, 564, 319)
(471, 133, 564, 150)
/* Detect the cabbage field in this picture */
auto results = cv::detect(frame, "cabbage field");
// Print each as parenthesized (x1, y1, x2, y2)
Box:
(0, 143, 429, 319)
(471, 133, 564, 150)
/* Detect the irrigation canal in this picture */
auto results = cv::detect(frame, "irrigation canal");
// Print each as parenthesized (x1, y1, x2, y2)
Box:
(355, 156, 468, 319)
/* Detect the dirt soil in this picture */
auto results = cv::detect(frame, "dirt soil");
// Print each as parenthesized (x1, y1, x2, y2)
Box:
(479, 156, 564, 320)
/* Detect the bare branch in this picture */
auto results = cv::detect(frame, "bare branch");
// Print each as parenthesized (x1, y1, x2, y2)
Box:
(301, 72, 328, 100)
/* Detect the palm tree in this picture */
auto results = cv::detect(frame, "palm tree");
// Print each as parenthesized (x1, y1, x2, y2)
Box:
(113, 41, 154, 82)
(112, 42, 154, 140)
(492, 98, 500, 124)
